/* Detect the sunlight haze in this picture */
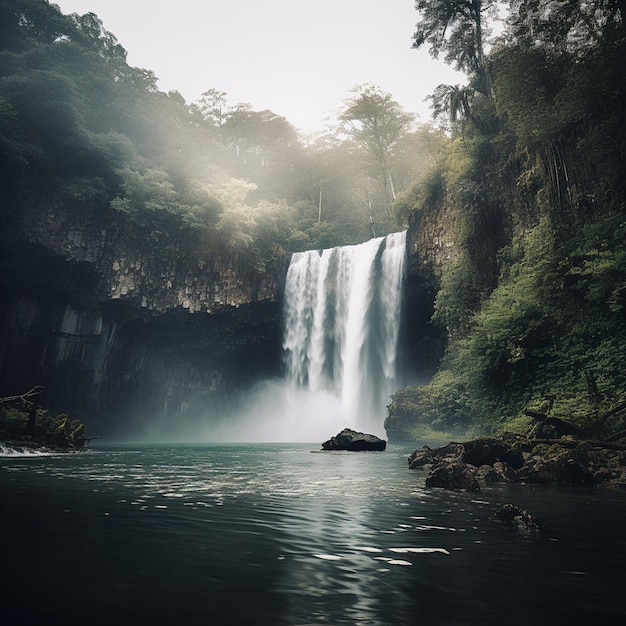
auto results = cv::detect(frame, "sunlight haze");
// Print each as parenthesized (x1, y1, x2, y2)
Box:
(53, 0, 464, 132)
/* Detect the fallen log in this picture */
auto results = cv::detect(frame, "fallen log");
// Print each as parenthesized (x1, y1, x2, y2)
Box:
(524, 409, 548, 421)
(530, 438, 626, 451)
(608, 430, 626, 442)
(598, 401, 626, 425)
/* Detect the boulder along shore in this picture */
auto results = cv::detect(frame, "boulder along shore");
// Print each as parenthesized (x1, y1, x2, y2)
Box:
(409, 435, 626, 491)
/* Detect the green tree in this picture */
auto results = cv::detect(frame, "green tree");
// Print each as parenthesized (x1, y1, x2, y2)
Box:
(428, 83, 473, 126)
(506, 0, 626, 52)
(412, 0, 497, 96)
(70, 11, 127, 63)
(412, 0, 502, 134)
(338, 84, 413, 219)
(0, 0, 76, 49)
(196, 88, 229, 127)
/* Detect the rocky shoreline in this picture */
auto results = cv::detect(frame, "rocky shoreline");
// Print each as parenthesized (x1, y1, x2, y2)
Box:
(409, 435, 626, 490)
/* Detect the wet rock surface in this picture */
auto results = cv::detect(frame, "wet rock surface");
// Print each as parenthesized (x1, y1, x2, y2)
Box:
(491, 503, 547, 534)
(425, 461, 480, 491)
(409, 435, 626, 490)
(322, 428, 387, 451)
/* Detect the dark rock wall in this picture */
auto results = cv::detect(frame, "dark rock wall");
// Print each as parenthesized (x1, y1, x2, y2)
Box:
(0, 296, 283, 438)
(101, 303, 284, 437)
(400, 203, 455, 382)
(0, 298, 116, 422)
(0, 197, 287, 438)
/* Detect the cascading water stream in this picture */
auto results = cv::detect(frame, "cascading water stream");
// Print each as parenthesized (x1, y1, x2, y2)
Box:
(283, 231, 407, 436)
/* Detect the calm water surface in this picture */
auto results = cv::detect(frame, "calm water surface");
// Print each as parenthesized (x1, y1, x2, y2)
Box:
(2, 443, 625, 625)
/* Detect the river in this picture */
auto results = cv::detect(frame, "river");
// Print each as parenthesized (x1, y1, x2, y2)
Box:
(2, 443, 625, 625)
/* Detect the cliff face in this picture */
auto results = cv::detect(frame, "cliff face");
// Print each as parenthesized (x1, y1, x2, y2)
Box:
(0, 192, 450, 440)
(0, 197, 288, 438)
(400, 203, 454, 383)
(13, 196, 284, 311)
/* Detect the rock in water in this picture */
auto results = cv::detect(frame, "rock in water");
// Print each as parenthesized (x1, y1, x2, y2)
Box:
(322, 428, 387, 451)
(425, 462, 481, 491)
(491, 503, 547, 534)
(408, 442, 465, 469)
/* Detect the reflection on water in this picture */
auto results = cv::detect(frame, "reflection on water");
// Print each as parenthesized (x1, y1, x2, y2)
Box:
(2, 443, 626, 625)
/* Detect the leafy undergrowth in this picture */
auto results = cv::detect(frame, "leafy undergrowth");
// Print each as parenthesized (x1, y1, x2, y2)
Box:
(0, 402, 87, 451)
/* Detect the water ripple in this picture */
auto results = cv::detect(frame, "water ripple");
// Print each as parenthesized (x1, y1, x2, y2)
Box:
(3, 443, 626, 625)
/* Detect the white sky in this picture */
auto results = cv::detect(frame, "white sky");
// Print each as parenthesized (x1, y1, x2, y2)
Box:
(53, 0, 464, 134)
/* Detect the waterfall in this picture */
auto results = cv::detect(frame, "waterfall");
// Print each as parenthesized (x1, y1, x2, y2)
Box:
(282, 231, 406, 436)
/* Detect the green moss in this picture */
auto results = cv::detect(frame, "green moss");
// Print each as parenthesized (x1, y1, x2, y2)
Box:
(0, 403, 87, 450)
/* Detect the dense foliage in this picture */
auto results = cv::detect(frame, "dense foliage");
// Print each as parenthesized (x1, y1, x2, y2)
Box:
(386, 0, 626, 440)
(0, 399, 86, 449)
(0, 0, 443, 271)
(2, 1, 625, 441)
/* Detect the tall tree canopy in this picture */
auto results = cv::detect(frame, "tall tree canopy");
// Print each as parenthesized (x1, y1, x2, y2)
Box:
(506, 0, 626, 51)
(339, 84, 413, 220)
(412, 0, 498, 96)
(0, 1, 446, 260)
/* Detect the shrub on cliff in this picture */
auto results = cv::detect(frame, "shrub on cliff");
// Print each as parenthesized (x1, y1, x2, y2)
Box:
(384, 372, 472, 441)
(0, 402, 87, 450)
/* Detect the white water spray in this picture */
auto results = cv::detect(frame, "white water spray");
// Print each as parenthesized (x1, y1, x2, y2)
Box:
(282, 231, 407, 436)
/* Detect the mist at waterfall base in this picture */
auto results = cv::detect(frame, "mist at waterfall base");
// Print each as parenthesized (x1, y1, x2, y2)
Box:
(197, 232, 408, 443)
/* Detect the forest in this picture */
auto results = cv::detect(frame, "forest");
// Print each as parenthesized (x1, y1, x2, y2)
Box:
(1, 0, 625, 441)
(387, 0, 626, 441)
(0, 0, 442, 267)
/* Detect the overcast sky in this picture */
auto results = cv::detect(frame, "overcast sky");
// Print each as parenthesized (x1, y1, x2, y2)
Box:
(53, 0, 464, 134)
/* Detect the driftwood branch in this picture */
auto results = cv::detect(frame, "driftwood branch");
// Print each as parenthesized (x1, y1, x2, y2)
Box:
(608, 430, 626, 442)
(524, 409, 548, 421)
(599, 401, 626, 425)
(0, 385, 45, 404)
(525, 400, 626, 439)
(530, 438, 626, 451)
